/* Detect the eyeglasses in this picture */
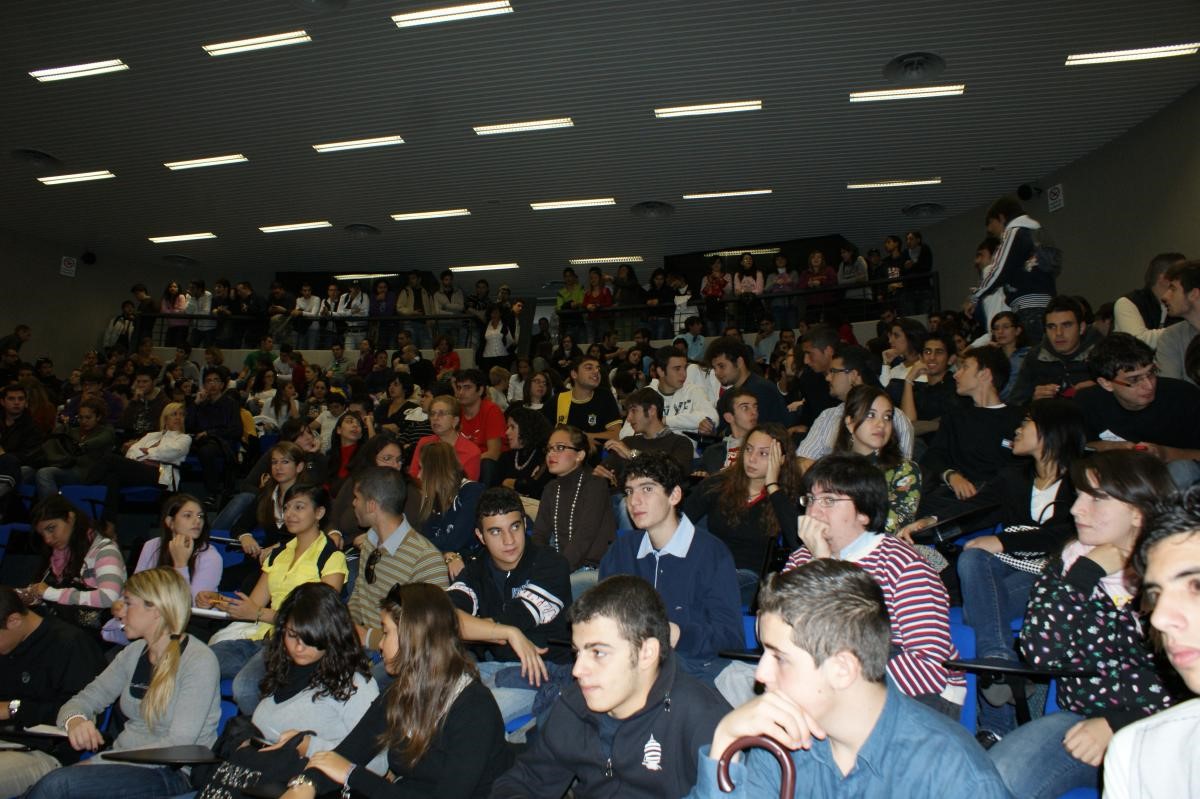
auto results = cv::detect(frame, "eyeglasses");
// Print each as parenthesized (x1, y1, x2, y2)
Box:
(364, 547, 383, 584)
(1109, 366, 1158, 388)
(800, 494, 855, 509)
(827, 367, 853, 375)
(547, 443, 582, 454)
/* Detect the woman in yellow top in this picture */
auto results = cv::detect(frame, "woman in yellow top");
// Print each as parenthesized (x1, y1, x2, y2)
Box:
(197, 482, 346, 715)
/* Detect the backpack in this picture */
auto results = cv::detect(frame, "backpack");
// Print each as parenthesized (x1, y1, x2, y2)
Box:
(1026, 226, 1063, 277)
(266, 535, 340, 574)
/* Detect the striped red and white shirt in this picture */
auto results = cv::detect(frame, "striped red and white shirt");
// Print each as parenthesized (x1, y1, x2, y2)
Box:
(785, 535, 965, 700)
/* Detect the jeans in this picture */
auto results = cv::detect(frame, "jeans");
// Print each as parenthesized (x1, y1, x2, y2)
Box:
(735, 568, 760, 609)
(1166, 458, 1200, 491)
(232, 648, 268, 716)
(211, 491, 256, 533)
(988, 710, 1098, 799)
(1016, 307, 1046, 346)
(36, 466, 82, 499)
(26, 762, 193, 799)
(476, 659, 538, 724)
(649, 317, 673, 341)
(570, 567, 599, 601)
(210, 636, 262, 681)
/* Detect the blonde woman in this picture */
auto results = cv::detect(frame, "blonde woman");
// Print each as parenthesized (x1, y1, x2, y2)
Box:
(99, 401, 193, 530)
(28, 567, 220, 799)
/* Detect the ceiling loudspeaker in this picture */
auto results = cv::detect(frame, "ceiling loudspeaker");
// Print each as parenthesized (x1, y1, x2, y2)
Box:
(883, 52, 946, 82)
(10, 148, 62, 169)
(901, 202, 946, 219)
(1017, 183, 1044, 201)
(162, 254, 198, 266)
(630, 201, 675, 220)
(343, 223, 381, 238)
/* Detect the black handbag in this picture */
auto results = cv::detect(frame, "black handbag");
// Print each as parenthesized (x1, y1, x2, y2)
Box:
(195, 719, 312, 799)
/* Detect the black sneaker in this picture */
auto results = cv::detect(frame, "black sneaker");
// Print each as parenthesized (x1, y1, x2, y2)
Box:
(975, 730, 1002, 750)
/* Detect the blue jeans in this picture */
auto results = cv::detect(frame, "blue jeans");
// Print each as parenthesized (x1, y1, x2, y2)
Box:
(570, 567, 598, 601)
(210, 637, 262, 681)
(36, 466, 82, 499)
(735, 568, 760, 609)
(232, 647, 268, 716)
(1167, 458, 1200, 491)
(988, 710, 1098, 799)
(211, 491, 256, 533)
(476, 659, 538, 724)
(26, 762, 192, 799)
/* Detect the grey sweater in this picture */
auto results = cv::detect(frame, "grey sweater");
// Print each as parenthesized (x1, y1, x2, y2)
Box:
(57, 634, 221, 758)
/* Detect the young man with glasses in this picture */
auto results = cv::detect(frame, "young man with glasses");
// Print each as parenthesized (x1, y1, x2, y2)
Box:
(446, 487, 572, 726)
(348, 466, 448, 679)
(1075, 332, 1200, 489)
(785, 454, 964, 716)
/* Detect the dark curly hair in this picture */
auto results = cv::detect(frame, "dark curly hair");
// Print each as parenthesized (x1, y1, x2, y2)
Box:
(259, 582, 371, 702)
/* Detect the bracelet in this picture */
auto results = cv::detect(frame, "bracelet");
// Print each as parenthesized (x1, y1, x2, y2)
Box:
(62, 714, 86, 731)
(941, 469, 958, 486)
(764, 482, 779, 489)
(288, 774, 315, 789)
(445, 552, 462, 563)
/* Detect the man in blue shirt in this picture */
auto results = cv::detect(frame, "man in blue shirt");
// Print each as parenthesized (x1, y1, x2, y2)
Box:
(687, 560, 1011, 798)
(599, 451, 742, 679)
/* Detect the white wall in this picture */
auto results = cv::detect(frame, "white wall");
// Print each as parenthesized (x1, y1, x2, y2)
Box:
(925, 83, 1200, 311)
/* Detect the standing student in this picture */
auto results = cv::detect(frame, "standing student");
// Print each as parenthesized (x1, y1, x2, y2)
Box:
(27, 568, 221, 799)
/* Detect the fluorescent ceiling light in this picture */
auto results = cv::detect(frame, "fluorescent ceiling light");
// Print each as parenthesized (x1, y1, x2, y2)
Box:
(258, 221, 332, 233)
(682, 189, 772, 200)
(29, 59, 129, 82)
(703, 248, 781, 257)
(392, 1, 513, 28)
(569, 256, 644, 265)
(164, 154, 248, 170)
(335, 272, 399, 280)
(653, 100, 762, 118)
(449, 263, 519, 273)
(203, 31, 311, 57)
(530, 198, 616, 210)
(148, 232, 217, 244)
(391, 208, 471, 221)
(1066, 42, 1200, 66)
(473, 117, 574, 136)
(37, 170, 115, 185)
(846, 178, 942, 189)
(849, 85, 965, 102)
(312, 135, 404, 153)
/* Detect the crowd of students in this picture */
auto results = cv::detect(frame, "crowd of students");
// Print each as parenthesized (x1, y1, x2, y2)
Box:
(1, 196, 1199, 797)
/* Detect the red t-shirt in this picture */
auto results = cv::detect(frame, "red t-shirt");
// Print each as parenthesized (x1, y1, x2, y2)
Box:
(409, 433, 481, 481)
(459, 398, 506, 453)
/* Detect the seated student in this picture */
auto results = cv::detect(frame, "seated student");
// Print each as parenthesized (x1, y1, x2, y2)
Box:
(617, 346, 718, 441)
(346, 466, 448, 662)
(1154, 258, 1200, 383)
(328, 433, 427, 548)
(891, 329, 964, 439)
(0, 587, 107, 798)
(918, 346, 1022, 521)
(415, 441, 486, 563)
(0, 381, 47, 512)
(1007, 295, 1102, 405)
(706, 336, 791, 427)
(987, 451, 1183, 798)
(684, 423, 802, 604)
(797, 344, 915, 472)
(533, 425, 616, 596)
(277, 583, 512, 799)
(133, 493, 222, 598)
(198, 482, 348, 715)
(554, 355, 624, 446)
(687, 560, 1010, 798)
(446, 487, 572, 724)
(698, 385, 759, 476)
(117, 367, 167, 444)
(325, 410, 367, 497)
(187, 366, 243, 507)
(230, 584, 378, 769)
(453, 368, 505, 481)
(33, 396, 117, 499)
(1074, 332, 1200, 490)
(600, 452, 743, 677)
(491, 575, 731, 799)
(408, 394, 482, 481)
(596, 387, 695, 489)
(98, 401, 191, 524)
(495, 404, 552, 498)
(19, 496, 126, 636)
(785, 455, 965, 716)
(1105, 490, 1200, 798)
(27, 568, 221, 799)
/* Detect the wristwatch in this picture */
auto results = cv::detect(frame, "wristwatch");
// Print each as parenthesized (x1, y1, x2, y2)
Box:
(287, 774, 315, 789)
(7, 699, 19, 718)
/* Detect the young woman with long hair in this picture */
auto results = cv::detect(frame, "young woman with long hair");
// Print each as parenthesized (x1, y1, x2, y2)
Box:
(97, 401, 192, 529)
(520, 369, 557, 425)
(244, 583, 377, 762)
(28, 567, 220, 799)
(880, 317, 928, 385)
(133, 493, 220, 596)
(683, 422, 801, 603)
(21, 496, 125, 635)
(277, 582, 511, 799)
(496, 405, 552, 498)
(990, 310, 1030, 401)
(987, 451, 1185, 798)
(262, 379, 299, 431)
(326, 410, 366, 493)
(531, 425, 616, 596)
(160, 280, 190, 347)
(417, 441, 485, 570)
(700, 257, 731, 336)
(199, 483, 348, 715)
(834, 386, 921, 535)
